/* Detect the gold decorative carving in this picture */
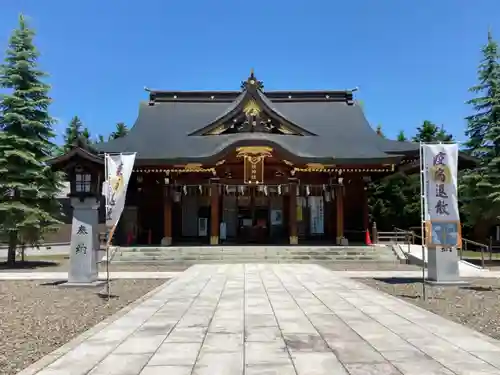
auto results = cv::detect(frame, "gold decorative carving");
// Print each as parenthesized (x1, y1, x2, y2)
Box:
(243, 99, 261, 117)
(184, 163, 203, 170)
(289, 236, 299, 245)
(278, 125, 295, 135)
(236, 146, 273, 157)
(210, 236, 219, 245)
(207, 124, 227, 135)
(305, 163, 325, 170)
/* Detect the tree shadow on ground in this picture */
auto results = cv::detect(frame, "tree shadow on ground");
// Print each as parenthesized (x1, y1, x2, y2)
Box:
(0, 260, 61, 270)
(39, 280, 67, 286)
(374, 277, 423, 284)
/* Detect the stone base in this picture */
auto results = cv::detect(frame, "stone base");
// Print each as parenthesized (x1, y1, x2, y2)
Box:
(161, 237, 172, 246)
(425, 279, 469, 286)
(289, 236, 298, 245)
(210, 236, 219, 245)
(59, 280, 107, 288)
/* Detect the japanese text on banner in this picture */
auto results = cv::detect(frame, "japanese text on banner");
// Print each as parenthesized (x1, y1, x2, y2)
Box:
(105, 153, 136, 229)
(422, 144, 460, 246)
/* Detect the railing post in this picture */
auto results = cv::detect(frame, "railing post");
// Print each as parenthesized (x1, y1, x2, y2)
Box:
(489, 236, 493, 262)
(481, 244, 485, 269)
(372, 222, 378, 244)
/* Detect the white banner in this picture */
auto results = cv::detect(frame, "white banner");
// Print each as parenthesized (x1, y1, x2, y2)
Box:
(105, 153, 136, 229)
(422, 144, 460, 246)
(308, 196, 325, 235)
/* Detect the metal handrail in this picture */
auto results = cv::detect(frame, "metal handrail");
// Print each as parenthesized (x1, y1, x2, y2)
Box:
(393, 226, 491, 268)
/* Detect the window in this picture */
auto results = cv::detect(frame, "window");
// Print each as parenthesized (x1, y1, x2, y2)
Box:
(75, 173, 92, 193)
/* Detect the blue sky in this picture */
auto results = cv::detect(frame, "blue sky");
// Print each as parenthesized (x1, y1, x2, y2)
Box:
(1, 0, 499, 144)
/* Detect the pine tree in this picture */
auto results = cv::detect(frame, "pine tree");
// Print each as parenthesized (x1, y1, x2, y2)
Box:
(62, 116, 91, 152)
(396, 130, 407, 141)
(412, 120, 453, 143)
(109, 122, 128, 140)
(0, 15, 62, 265)
(461, 30, 500, 230)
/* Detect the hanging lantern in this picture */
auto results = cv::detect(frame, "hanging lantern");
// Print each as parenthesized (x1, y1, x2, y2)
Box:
(306, 185, 310, 196)
(198, 185, 202, 194)
(183, 185, 187, 195)
(278, 185, 282, 195)
(264, 185, 268, 196)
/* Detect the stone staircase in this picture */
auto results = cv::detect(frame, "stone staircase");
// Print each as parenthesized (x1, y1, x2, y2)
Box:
(110, 245, 398, 264)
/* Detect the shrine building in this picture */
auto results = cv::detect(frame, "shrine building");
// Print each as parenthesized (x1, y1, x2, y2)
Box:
(49, 71, 473, 246)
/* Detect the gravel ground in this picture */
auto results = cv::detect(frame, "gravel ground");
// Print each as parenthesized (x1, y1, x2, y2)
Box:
(0, 279, 166, 375)
(360, 277, 500, 340)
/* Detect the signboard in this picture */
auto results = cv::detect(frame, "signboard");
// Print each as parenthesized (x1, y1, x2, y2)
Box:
(243, 155, 265, 184)
(236, 146, 272, 185)
(422, 144, 461, 247)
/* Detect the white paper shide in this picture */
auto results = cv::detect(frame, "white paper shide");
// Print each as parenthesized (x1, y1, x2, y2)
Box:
(105, 153, 136, 230)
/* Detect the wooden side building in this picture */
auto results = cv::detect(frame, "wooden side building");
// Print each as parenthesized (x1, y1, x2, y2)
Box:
(50, 71, 469, 246)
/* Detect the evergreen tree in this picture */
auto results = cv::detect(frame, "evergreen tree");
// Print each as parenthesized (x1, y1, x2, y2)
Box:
(61, 116, 92, 152)
(95, 134, 105, 143)
(396, 130, 407, 141)
(412, 120, 453, 143)
(0, 15, 62, 265)
(460, 30, 500, 233)
(109, 122, 128, 140)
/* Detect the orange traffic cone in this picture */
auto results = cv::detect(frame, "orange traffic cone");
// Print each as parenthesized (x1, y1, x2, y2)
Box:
(365, 229, 372, 246)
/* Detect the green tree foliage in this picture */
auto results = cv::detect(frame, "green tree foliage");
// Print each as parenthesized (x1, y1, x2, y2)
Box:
(109, 122, 128, 140)
(412, 120, 453, 143)
(396, 130, 407, 141)
(62, 116, 91, 152)
(368, 121, 454, 231)
(460, 30, 500, 233)
(0, 15, 62, 265)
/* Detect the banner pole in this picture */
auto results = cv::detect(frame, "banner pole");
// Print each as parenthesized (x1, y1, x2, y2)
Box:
(104, 153, 111, 301)
(419, 142, 427, 300)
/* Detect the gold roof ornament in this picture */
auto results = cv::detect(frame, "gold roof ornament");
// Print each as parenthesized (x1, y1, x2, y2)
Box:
(236, 146, 273, 157)
(243, 99, 261, 117)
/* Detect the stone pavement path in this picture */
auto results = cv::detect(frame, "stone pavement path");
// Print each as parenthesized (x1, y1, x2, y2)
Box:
(24, 264, 500, 375)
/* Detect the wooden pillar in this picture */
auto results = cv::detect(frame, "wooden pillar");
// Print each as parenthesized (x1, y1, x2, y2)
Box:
(210, 179, 220, 245)
(289, 179, 298, 245)
(336, 185, 344, 244)
(162, 186, 172, 246)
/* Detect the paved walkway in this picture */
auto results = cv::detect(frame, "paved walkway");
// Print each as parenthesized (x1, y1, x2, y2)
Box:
(2, 268, 500, 281)
(20, 264, 500, 375)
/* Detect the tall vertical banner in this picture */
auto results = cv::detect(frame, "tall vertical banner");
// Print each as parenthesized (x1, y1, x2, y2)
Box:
(422, 144, 461, 247)
(308, 196, 325, 235)
(105, 153, 137, 234)
(422, 143, 463, 284)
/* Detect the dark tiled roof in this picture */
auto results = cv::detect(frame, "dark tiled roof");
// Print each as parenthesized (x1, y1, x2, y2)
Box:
(94, 91, 419, 164)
